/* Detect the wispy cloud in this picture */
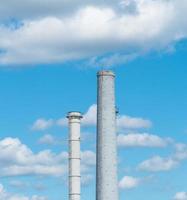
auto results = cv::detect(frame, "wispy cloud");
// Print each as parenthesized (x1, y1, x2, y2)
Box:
(37, 134, 60, 145)
(31, 118, 54, 131)
(174, 192, 187, 200)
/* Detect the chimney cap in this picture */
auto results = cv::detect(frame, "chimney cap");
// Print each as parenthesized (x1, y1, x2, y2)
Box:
(67, 111, 83, 119)
(97, 70, 115, 77)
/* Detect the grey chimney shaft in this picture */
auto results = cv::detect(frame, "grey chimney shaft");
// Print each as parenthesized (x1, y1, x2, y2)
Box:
(96, 71, 118, 200)
(67, 112, 82, 200)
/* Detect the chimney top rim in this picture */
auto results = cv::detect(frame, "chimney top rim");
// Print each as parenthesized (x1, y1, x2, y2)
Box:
(97, 70, 115, 77)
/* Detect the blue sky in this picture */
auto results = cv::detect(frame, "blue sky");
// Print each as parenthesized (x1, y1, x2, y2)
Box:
(0, 0, 187, 200)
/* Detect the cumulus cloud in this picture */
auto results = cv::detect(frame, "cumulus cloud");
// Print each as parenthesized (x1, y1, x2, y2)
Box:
(0, 137, 95, 177)
(0, 137, 67, 177)
(138, 143, 187, 172)
(117, 133, 170, 147)
(31, 119, 54, 131)
(57, 104, 97, 127)
(174, 192, 187, 200)
(117, 116, 152, 129)
(119, 176, 140, 189)
(53, 104, 151, 129)
(0, 183, 47, 200)
(0, 0, 187, 65)
(82, 104, 97, 126)
(138, 156, 178, 172)
(0, 0, 119, 21)
(81, 104, 151, 129)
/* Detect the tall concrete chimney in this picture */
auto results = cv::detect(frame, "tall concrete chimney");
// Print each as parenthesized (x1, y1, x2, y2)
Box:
(96, 71, 118, 200)
(67, 112, 83, 200)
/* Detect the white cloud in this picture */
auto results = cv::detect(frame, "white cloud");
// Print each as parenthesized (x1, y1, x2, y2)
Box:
(82, 104, 97, 126)
(119, 176, 140, 189)
(43, 104, 152, 130)
(138, 142, 187, 172)
(9, 180, 29, 188)
(174, 143, 187, 161)
(138, 156, 178, 172)
(31, 196, 47, 200)
(38, 134, 58, 145)
(0, 0, 119, 21)
(174, 192, 187, 200)
(31, 119, 54, 131)
(117, 133, 169, 147)
(57, 104, 97, 127)
(82, 131, 96, 142)
(117, 115, 152, 129)
(9, 180, 46, 191)
(0, 137, 95, 178)
(81, 174, 94, 186)
(0, 137, 67, 177)
(0, 1, 187, 65)
(81, 151, 96, 173)
(56, 118, 67, 127)
(0, 183, 47, 200)
(81, 104, 151, 129)
(78, 151, 96, 175)
(81, 151, 96, 166)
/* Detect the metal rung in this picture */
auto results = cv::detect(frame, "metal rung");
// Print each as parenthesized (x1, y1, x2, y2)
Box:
(69, 157, 81, 160)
